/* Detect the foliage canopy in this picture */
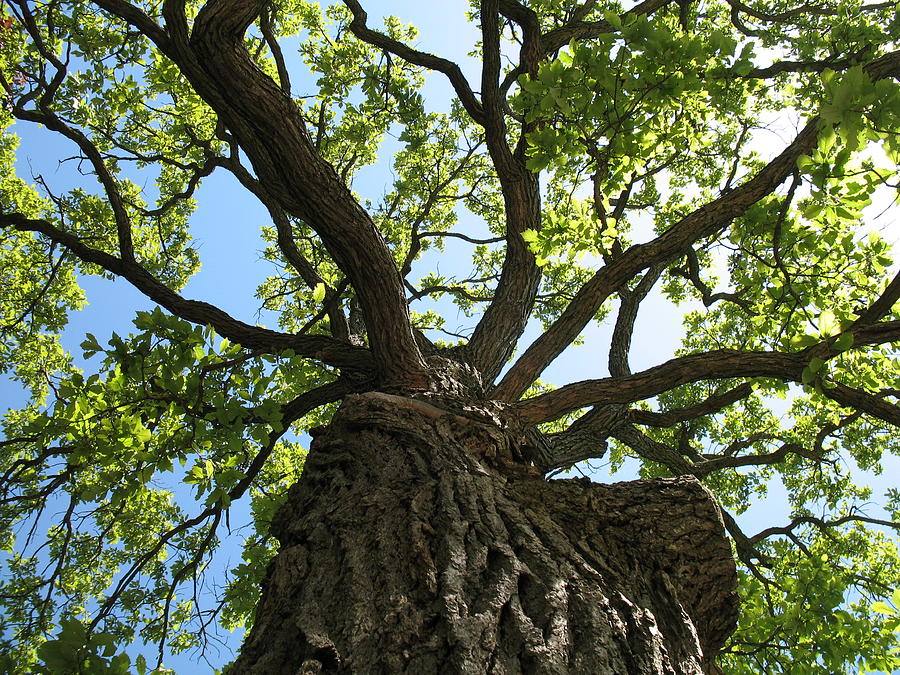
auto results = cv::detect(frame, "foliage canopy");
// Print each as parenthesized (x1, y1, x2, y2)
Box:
(0, 0, 899, 672)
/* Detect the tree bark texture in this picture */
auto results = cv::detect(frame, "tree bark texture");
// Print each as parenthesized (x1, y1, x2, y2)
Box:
(230, 393, 738, 674)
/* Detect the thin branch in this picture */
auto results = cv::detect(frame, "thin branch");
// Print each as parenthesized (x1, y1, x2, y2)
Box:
(537, 265, 666, 471)
(11, 72, 135, 261)
(692, 441, 818, 476)
(744, 52, 872, 79)
(212, 151, 351, 342)
(260, 7, 291, 95)
(400, 142, 484, 278)
(672, 248, 753, 311)
(725, 0, 892, 23)
(751, 512, 900, 545)
(628, 383, 754, 427)
(540, 0, 673, 58)
(417, 230, 505, 245)
(341, 0, 485, 125)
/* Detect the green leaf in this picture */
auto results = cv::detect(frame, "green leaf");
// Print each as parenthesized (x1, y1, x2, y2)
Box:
(110, 653, 132, 674)
(312, 282, 326, 303)
(80, 332, 102, 356)
(525, 154, 550, 172)
(603, 10, 622, 30)
(801, 365, 816, 385)
(808, 357, 825, 374)
(791, 333, 819, 349)
(831, 332, 854, 352)
(818, 309, 839, 337)
(796, 154, 815, 171)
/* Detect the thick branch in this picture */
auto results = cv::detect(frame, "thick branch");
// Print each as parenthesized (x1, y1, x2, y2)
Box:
(517, 318, 900, 424)
(852, 268, 900, 326)
(821, 384, 900, 428)
(516, 349, 803, 424)
(610, 424, 695, 474)
(0, 213, 372, 371)
(543, 404, 629, 471)
(458, 2, 543, 384)
(494, 49, 900, 402)
(118, 0, 428, 386)
(462, 185, 542, 383)
(92, 0, 170, 48)
(609, 266, 663, 377)
(498, 0, 543, 71)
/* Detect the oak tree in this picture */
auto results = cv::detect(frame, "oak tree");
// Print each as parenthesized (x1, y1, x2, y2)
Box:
(1, 0, 899, 672)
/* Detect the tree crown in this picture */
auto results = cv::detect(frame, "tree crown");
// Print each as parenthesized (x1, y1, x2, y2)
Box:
(1, 0, 899, 672)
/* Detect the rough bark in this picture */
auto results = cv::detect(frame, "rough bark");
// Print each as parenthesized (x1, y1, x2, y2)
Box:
(230, 392, 738, 674)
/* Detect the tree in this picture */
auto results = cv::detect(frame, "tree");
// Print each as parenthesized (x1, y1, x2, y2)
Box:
(1, 0, 899, 671)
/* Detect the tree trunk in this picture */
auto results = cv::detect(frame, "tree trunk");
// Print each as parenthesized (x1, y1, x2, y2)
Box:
(230, 392, 738, 674)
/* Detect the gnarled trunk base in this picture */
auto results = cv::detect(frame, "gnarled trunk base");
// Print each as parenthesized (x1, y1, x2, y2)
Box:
(231, 393, 738, 674)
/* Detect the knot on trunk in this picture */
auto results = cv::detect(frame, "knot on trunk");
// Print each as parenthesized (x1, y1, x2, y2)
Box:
(308, 391, 541, 478)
